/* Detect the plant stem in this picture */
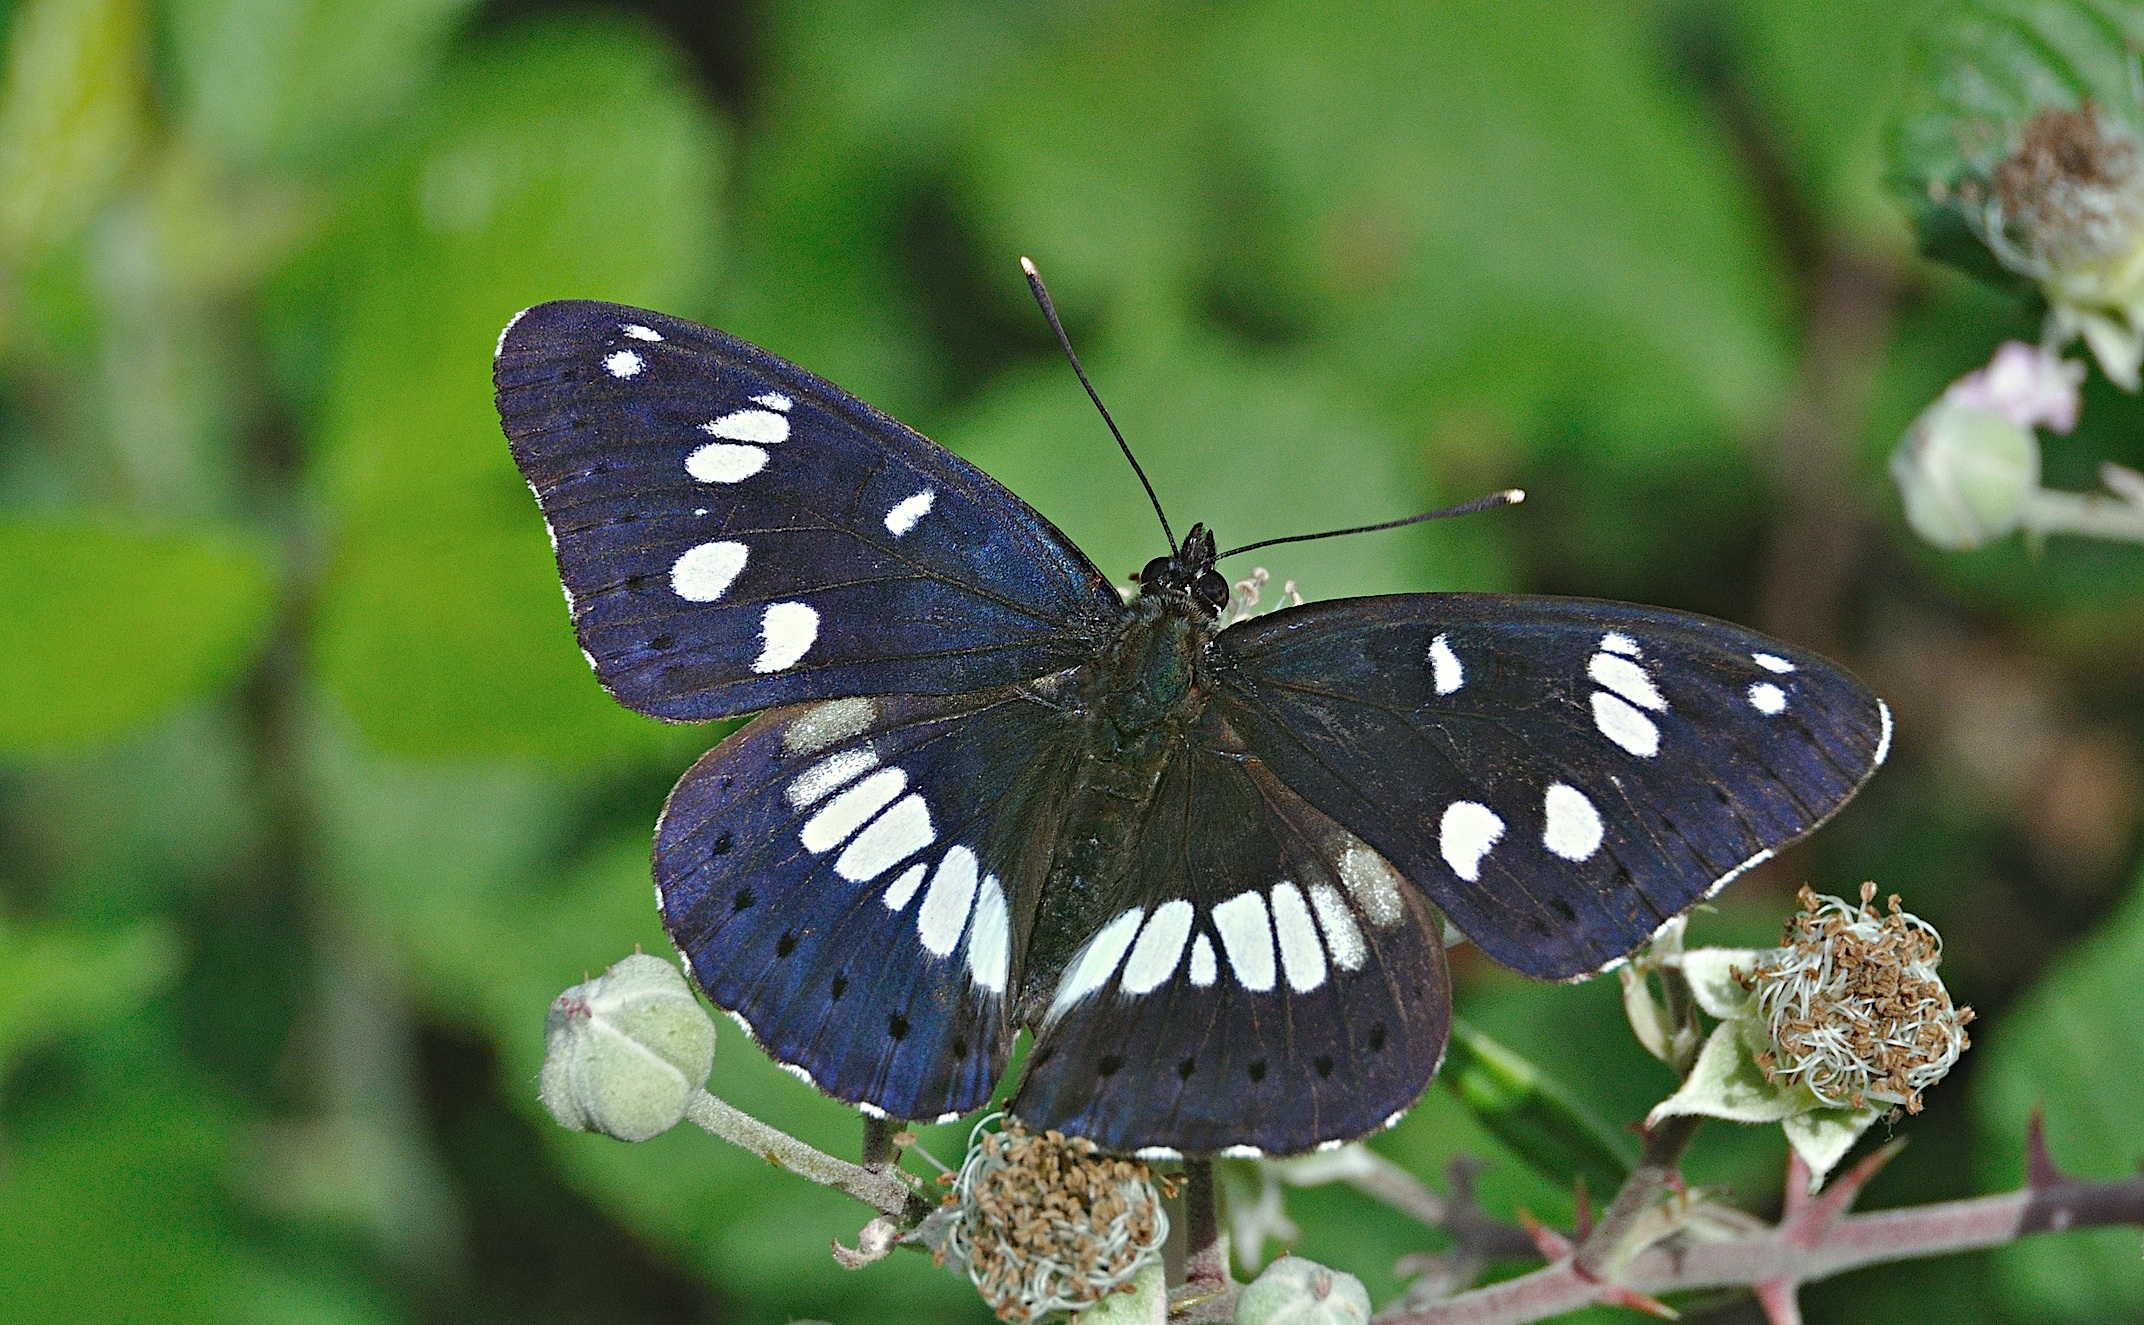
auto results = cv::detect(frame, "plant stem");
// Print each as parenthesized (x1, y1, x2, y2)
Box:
(2023, 485, 2144, 543)
(1183, 1159, 1230, 1290)
(681, 1090, 923, 1220)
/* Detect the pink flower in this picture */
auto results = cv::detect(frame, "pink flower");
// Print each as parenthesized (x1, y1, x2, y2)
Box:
(1942, 341, 2085, 434)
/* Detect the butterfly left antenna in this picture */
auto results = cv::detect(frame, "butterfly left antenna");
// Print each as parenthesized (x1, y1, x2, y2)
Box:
(1021, 257, 1177, 553)
(1216, 488, 1525, 561)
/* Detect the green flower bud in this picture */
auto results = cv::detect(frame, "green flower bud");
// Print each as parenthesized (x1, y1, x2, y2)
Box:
(1890, 396, 2040, 550)
(540, 953, 714, 1143)
(1235, 1256, 1370, 1325)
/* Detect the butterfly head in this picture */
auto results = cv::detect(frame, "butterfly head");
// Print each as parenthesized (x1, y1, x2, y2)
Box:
(1138, 523, 1229, 614)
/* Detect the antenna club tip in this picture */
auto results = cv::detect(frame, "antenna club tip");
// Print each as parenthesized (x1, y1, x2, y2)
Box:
(1019, 256, 1039, 276)
(1505, 488, 1526, 505)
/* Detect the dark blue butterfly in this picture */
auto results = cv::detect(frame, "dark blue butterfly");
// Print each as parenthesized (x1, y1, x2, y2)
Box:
(495, 297, 1891, 1158)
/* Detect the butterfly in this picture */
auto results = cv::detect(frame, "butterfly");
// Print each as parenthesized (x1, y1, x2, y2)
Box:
(494, 284, 1891, 1160)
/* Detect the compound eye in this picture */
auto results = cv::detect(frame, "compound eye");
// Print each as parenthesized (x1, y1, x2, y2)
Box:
(1139, 555, 1174, 587)
(1195, 569, 1230, 608)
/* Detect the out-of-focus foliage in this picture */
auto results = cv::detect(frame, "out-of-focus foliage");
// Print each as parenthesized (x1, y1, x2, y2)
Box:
(2, 0, 2141, 1321)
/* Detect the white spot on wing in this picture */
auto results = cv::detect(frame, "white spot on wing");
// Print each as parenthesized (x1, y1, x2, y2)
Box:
(1600, 632, 1641, 657)
(800, 767, 905, 853)
(1430, 633, 1463, 695)
(1188, 934, 1217, 987)
(1308, 884, 1365, 971)
(884, 488, 936, 537)
(968, 875, 1010, 992)
(1271, 883, 1327, 992)
(1211, 891, 1276, 992)
(753, 602, 818, 672)
(1337, 843, 1405, 928)
(686, 442, 768, 483)
(1439, 801, 1504, 882)
(1752, 652, 1796, 674)
(1588, 652, 1665, 711)
(622, 323, 663, 342)
(1591, 690, 1660, 757)
(1873, 699, 1893, 767)
(1542, 783, 1604, 862)
(702, 408, 789, 444)
(753, 391, 793, 411)
(836, 794, 934, 882)
(787, 748, 878, 807)
(883, 861, 927, 911)
(783, 697, 876, 755)
(603, 349, 643, 378)
(1119, 900, 1195, 995)
(915, 843, 976, 956)
(1049, 909, 1144, 1015)
(1747, 681, 1788, 715)
(670, 540, 747, 601)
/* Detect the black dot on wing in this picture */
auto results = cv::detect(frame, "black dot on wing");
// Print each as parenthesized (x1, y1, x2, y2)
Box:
(830, 975, 847, 1001)
(1248, 1060, 1267, 1083)
(1713, 786, 1733, 806)
(776, 931, 797, 957)
(1368, 1022, 1387, 1052)
(732, 886, 754, 911)
(1031, 1044, 1056, 1068)
(954, 1037, 969, 1058)
(1314, 1055, 1334, 1079)
(1551, 896, 1577, 922)
(1097, 1054, 1123, 1077)
(1177, 1057, 1196, 1080)
(888, 1013, 909, 1040)
(712, 830, 733, 855)
(625, 573, 650, 591)
(650, 633, 676, 651)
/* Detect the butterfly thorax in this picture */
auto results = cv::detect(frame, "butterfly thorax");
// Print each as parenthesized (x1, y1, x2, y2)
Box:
(1013, 580, 1222, 1018)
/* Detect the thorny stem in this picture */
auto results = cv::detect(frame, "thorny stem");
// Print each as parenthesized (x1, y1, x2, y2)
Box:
(2021, 480, 2144, 544)
(861, 1114, 897, 1172)
(681, 1090, 924, 1221)
(1373, 1166, 2144, 1324)
(1574, 964, 1704, 1278)
(1182, 1160, 1230, 1290)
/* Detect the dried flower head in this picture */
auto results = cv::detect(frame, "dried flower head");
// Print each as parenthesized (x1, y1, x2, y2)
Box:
(1745, 884, 1975, 1116)
(1964, 104, 2144, 387)
(1219, 566, 1304, 627)
(939, 1116, 1168, 1321)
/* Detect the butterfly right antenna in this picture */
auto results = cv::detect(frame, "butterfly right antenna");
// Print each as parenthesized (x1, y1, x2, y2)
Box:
(1021, 257, 1176, 554)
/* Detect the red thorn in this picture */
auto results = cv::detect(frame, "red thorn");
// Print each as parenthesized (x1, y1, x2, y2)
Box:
(1753, 1277, 1804, 1325)
(1781, 1150, 1814, 1220)
(2025, 1109, 2065, 1190)
(1573, 1178, 1594, 1241)
(1596, 1283, 1681, 1319)
(1515, 1208, 1573, 1260)
(1802, 1139, 1907, 1241)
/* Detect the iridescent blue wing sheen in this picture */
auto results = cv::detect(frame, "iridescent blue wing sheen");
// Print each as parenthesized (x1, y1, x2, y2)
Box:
(1208, 595, 1892, 981)
(1010, 731, 1452, 1158)
(495, 300, 1122, 721)
(654, 681, 1085, 1123)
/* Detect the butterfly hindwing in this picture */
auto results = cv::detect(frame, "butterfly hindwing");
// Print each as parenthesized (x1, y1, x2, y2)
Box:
(654, 679, 1087, 1122)
(495, 300, 1122, 722)
(1010, 731, 1453, 1157)
(1210, 595, 1891, 980)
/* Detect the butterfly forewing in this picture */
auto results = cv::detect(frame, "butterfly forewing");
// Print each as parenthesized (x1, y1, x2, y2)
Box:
(1011, 734, 1452, 1157)
(495, 300, 1122, 721)
(654, 681, 1086, 1122)
(1210, 595, 1891, 980)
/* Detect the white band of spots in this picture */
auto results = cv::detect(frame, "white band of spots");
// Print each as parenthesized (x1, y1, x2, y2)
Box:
(603, 349, 643, 378)
(1270, 883, 1327, 992)
(1337, 843, 1405, 928)
(1308, 884, 1366, 972)
(1599, 632, 1641, 657)
(671, 540, 747, 602)
(787, 748, 878, 807)
(967, 876, 1010, 992)
(752, 391, 793, 411)
(1430, 633, 1464, 695)
(1439, 801, 1505, 882)
(1542, 782, 1604, 862)
(883, 861, 927, 911)
(622, 323, 663, 342)
(783, 697, 877, 755)
(1591, 690, 1660, 757)
(702, 408, 790, 444)
(1747, 681, 1788, 716)
(915, 845, 976, 956)
(1587, 651, 1665, 712)
(1050, 909, 1145, 1015)
(835, 793, 934, 883)
(1211, 890, 1276, 992)
(1752, 652, 1796, 674)
(686, 442, 767, 484)
(754, 602, 819, 672)
(1187, 933, 1218, 987)
(1119, 899, 1195, 995)
(799, 767, 905, 854)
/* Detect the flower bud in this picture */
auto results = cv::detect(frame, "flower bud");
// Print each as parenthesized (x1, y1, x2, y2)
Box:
(1235, 1256, 1371, 1325)
(540, 952, 714, 1143)
(1890, 395, 2040, 549)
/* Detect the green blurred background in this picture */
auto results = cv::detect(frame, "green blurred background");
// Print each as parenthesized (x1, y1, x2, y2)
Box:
(3, 0, 2142, 1321)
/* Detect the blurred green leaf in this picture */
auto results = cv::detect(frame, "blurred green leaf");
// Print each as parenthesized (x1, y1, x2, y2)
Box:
(308, 13, 725, 760)
(1212, 0, 1794, 455)
(168, 0, 480, 172)
(0, 913, 179, 1069)
(951, 330, 1516, 599)
(1885, 0, 2144, 278)
(1441, 1017, 1635, 1199)
(0, 0, 144, 257)
(1975, 868, 2144, 1322)
(0, 517, 275, 750)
